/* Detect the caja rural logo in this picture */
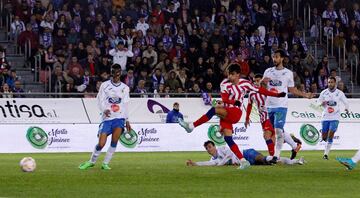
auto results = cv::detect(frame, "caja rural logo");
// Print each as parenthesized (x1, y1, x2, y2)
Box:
(26, 127, 70, 149)
(119, 128, 159, 148)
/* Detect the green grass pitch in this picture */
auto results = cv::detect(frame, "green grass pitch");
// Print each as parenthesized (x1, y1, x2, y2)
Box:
(0, 151, 359, 198)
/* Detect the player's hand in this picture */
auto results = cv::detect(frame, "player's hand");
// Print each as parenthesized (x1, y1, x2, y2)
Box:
(244, 119, 250, 128)
(278, 92, 286, 97)
(262, 77, 271, 84)
(103, 109, 111, 117)
(126, 121, 132, 132)
(234, 100, 241, 107)
(186, 160, 196, 166)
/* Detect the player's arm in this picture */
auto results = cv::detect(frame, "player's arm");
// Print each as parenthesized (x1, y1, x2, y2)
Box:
(317, 91, 326, 107)
(187, 159, 218, 166)
(245, 81, 285, 97)
(288, 86, 313, 99)
(340, 92, 350, 113)
(123, 86, 132, 131)
(96, 83, 110, 117)
(109, 48, 116, 56)
(245, 96, 253, 128)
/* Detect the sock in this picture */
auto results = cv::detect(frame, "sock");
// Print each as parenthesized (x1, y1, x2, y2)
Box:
(193, 107, 215, 127)
(351, 150, 360, 163)
(90, 144, 102, 163)
(103, 142, 117, 164)
(265, 139, 275, 156)
(324, 142, 332, 156)
(284, 132, 297, 150)
(274, 128, 284, 158)
(224, 136, 244, 160)
(279, 157, 298, 165)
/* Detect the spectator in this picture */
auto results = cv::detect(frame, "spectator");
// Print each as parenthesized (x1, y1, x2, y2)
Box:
(166, 71, 180, 91)
(166, 102, 183, 123)
(109, 40, 134, 72)
(6, 69, 19, 89)
(1, 83, 13, 98)
(17, 24, 39, 55)
(316, 68, 329, 90)
(134, 79, 148, 97)
(135, 15, 150, 36)
(10, 15, 26, 40)
(330, 69, 341, 82)
(142, 45, 158, 68)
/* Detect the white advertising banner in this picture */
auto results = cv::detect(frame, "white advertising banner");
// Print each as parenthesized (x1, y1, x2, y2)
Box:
(0, 98, 89, 124)
(1, 123, 359, 153)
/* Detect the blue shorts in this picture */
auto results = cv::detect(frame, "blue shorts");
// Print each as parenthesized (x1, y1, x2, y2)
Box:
(322, 120, 339, 133)
(243, 149, 261, 165)
(98, 118, 125, 136)
(268, 108, 287, 130)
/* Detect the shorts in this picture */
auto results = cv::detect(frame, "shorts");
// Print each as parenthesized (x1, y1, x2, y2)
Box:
(98, 118, 125, 136)
(321, 120, 339, 133)
(261, 119, 275, 136)
(220, 107, 241, 131)
(243, 149, 261, 165)
(267, 107, 287, 130)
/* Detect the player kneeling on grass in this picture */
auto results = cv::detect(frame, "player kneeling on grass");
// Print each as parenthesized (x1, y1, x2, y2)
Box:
(317, 76, 349, 160)
(79, 64, 131, 170)
(179, 64, 286, 170)
(186, 141, 305, 166)
(337, 150, 360, 170)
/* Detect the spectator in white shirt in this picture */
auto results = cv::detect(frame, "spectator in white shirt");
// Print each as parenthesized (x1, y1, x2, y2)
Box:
(109, 40, 134, 72)
(136, 15, 150, 36)
(10, 15, 25, 40)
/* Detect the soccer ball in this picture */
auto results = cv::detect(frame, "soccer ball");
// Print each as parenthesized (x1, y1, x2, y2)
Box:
(20, 157, 36, 172)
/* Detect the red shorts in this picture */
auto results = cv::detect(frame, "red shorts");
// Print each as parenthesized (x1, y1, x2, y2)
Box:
(261, 119, 275, 136)
(220, 107, 242, 131)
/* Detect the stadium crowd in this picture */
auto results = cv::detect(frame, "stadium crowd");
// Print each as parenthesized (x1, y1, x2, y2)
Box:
(0, 0, 357, 97)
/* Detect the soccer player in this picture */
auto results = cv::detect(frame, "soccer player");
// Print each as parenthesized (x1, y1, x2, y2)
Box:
(337, 150, 360, 170)
(317, 77, 349, 160)
(79, 64, 131, 170)
(186, 141, 305, 166)
(245, 74, 276, 156)
(263, 49, 313, 162)
(179, 63, 286, 169)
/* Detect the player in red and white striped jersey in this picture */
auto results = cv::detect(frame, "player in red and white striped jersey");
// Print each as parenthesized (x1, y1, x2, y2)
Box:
(245, 74, 276, 156)
(178, 64, 286, 170)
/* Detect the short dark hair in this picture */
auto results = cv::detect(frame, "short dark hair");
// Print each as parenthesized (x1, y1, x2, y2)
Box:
(204, 140, 215, 147)
(227, 63, 241, 74)
(254, 73, 263, 79)
(111, 64, 121, 70)
(329, 76, 337, 82)
(274, 49, 287, 58)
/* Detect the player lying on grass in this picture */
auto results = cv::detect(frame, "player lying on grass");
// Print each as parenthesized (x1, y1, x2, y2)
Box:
(186, 141, 305, 166)
(336, 150, 360, 170)
(179, 64, 286, 170)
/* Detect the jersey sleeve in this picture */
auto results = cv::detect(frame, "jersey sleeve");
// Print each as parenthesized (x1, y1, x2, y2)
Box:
(96, 83, 108, 113)
(122, 86, 130, 120)
(317, 91, 326, 106)
(340, 91, 349, 110)
(288, 71, 295, 88)
(216, 147, 235, 166)
(194, 159, 218, 166)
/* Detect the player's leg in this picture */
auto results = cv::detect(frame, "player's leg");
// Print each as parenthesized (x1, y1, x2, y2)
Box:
(337, 149, 360, 170)
(324, 121, 338, 159)
(79, 122, 110, 170)
(102, 119, 125, 170)
(222, 124, 250, 169)
(321, 121, 331, 159)
(278, 157, 305, 165)
(178, 106, 227, 133)
(283, 131, 302, 159)
(271, 108, 286, 161)
(262, 119, 275, 156)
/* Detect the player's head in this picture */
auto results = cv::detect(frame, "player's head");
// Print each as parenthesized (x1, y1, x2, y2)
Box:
(253, 74, 264, 87)
(273, 49, 286, 67)
(111, 64, 122, 80)
(328, 76, 337, 90)
(227, 63, 241, 83)
(203, 140, 217, 156)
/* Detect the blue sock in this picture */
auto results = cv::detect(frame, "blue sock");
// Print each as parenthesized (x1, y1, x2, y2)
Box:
(95, 144, 102, 151)
(224, 136, 235, 147)
(266, 139, 273, 145)
(205, 107, 216, 119)
(328, 138, 333, 143)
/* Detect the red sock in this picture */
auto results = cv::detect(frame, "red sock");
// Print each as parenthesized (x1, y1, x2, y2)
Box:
(230, 144, 244, 160)
(266, 139, 275, 156)
(193, 115, 210, 127)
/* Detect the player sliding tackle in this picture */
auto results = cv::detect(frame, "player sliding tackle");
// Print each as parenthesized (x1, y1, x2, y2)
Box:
(79, 64, 131, 170)
(317, 77, 349, 160)
(262, 50, 314, 163)
(186, 141, 305, 166)
(178, 64, 286, 169)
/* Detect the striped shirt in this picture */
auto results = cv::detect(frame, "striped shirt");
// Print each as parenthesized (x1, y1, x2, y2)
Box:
(248, 91, 268, 123)
(220, 78, 259, 109)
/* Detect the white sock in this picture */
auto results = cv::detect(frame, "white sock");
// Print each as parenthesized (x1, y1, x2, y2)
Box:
(284, 132, 297, 150)
(103, 146, 116, 164)
(90, 146, 101, 163)
(274, 128, 284, 158)
(351, 149, 360, 163)
(279, 157, 298, 165)
(324, 142, 332, 156)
